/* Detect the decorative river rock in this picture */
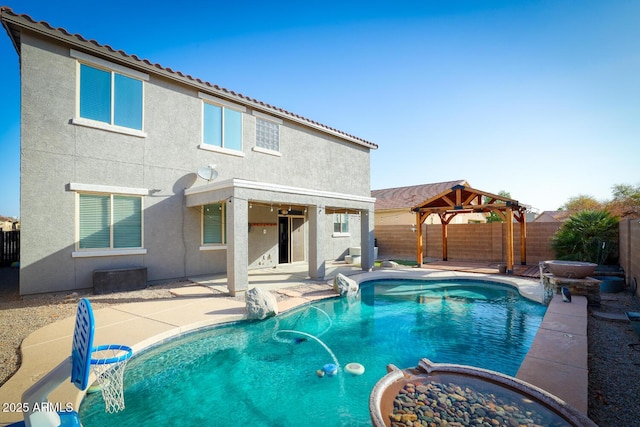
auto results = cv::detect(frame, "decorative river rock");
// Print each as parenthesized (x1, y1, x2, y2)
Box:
(370, 359, 597, 427)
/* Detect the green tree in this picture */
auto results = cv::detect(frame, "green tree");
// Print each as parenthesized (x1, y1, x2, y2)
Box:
(559, 195, 602, 212)
(605, 183, 640, 219)
(484, 191, 511, 223)
(551, 210, 619, 264)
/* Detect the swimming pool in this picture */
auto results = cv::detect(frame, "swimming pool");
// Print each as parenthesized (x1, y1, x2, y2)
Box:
(79, 278, 546, 426)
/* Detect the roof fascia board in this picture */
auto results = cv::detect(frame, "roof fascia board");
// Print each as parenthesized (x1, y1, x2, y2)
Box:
(1, 15, 20, 54)
(70, 49, 149, 81)
(185, 178, 376, 204)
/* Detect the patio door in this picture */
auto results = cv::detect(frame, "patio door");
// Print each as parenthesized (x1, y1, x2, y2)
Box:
(278, 216, 305, 264)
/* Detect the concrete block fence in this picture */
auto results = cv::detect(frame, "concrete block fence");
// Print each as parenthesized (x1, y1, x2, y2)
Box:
(375, 222, 561, 264)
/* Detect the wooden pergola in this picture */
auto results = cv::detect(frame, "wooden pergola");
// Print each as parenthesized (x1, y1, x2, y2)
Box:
(412, 184, 529, 273)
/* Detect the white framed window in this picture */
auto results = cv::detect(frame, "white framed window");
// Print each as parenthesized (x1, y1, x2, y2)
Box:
(77, 193, 143, 250)
(71, 50, 147, 135)
(333, 213, 349, 236)
(199, 93, 246, 155)
(202, 203, 226, 246)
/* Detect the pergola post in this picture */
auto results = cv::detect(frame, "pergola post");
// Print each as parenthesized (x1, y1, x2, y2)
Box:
(416, 211, 423, 267)
(440, 214, 448, 261)
(505, 207, 514, 273)
(520, 210, 527, 265)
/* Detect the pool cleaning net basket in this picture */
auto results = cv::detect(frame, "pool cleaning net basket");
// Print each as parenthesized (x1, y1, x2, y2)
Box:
(90, 344, 132, 413)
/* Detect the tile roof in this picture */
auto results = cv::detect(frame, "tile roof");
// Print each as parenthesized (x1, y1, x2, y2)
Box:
(371, 180, 469, 210)
(0, 7, 377, 150)
(533, 210, 571, 222)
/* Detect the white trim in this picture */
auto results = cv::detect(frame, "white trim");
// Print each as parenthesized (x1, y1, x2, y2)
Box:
(252, 146, 282, 157)
(199, 245, 227, 251)
(70, 49, 149, 80)
(198, 144, 246, 157)
(185, 178, 376, 204)
(252, 110, 283, 124)
(71, 117, 147, 138)
(69, 183, 149, 196)
(72, 248, 147, 258)
(332, 232, 351, 238)
(198, 92, 247, 112)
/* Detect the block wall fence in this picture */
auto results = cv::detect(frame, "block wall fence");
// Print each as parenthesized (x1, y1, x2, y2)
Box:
(619, 218, 640, 299)
(376, 220, 640, 299)
(375, 222, 562, 264)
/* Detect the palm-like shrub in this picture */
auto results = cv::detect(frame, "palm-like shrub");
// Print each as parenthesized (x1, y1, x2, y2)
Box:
(551, 210, 619, 264)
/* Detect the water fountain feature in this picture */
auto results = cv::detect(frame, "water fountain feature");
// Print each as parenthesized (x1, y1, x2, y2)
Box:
(541, 260, 601, 305)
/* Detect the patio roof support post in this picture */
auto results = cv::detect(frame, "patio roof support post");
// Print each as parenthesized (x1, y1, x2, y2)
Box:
(506, 207, 514, 274)
(416, 211, 423, 267)
(226, 196, 248, 296)
(360, 208, 375, 272)
(308, 205, 326, 279)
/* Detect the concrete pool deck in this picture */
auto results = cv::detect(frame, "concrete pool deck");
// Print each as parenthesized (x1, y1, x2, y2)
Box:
(0, 265, 589, 425)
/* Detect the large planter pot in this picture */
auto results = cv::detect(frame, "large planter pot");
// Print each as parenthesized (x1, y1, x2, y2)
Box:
(544, 260, 597, 279)
(370, 358, 597, 427)
(593, 276, 624, 293)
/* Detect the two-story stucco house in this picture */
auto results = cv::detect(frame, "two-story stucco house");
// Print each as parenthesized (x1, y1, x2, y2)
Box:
(1, 8, 377, 296)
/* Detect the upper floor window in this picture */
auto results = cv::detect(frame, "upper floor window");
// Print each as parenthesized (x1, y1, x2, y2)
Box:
(203, 103, 242, 151)
(252, 111, 282, 156)
(79, 64, 143, 130)
(71, 50, 148, 136)
(199, 92, 246, 156)
(256, 118, 280, 152)
(78, 194, 143, 249)
(203, 203, 226, 245)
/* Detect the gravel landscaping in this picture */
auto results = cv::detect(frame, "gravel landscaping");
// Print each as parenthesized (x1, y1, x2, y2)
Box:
(588, 290, 640, 427)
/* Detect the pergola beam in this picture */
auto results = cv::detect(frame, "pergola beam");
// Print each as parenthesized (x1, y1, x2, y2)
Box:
(413, 202, 524, 214)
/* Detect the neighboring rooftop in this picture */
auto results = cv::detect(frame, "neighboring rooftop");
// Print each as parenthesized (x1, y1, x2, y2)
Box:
(372, 180, 469, 210)
(534, 210, 572, 222)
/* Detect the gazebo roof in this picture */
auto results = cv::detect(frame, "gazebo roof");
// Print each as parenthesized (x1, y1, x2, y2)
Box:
(411, 184, 527, 214)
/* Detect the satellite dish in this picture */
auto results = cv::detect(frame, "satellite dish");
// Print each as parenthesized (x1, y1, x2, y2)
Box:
(197, 164, 218, 182)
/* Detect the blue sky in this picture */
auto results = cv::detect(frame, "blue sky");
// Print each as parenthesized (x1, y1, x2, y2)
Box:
(1, 0, 638, 218)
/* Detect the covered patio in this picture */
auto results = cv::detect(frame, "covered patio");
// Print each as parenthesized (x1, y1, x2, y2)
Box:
(185, 178, 376, 295)
(412, 184, 529, 273)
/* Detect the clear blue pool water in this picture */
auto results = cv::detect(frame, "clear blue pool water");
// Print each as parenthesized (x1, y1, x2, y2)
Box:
(79, 279, 546, 426)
